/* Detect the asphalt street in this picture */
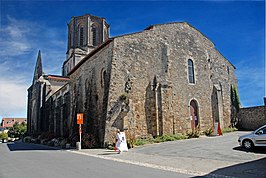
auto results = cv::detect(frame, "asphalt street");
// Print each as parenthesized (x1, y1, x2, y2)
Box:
(0, 142, 190, 178)
(0, 132, 265, 178)
(77, 131, 266, 178)
(129, 131, 266, 177)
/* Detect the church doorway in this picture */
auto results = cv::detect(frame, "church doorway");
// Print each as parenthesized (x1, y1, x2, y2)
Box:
(190, 100, 199, 131)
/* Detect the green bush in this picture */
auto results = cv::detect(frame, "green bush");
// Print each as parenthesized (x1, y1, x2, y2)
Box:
(155, 135, 174, 142)
(173, 133, 188, 140)
(8, 122, 27, 138)
(162, 135, 176, 141)
(134, 133, 188, 146)
(0, 133, 8, 140)
(222, 127, 238, 133)
(134, 139, 149, 146)
(186, 130, 200, 138)
(203, 128, 213, 136)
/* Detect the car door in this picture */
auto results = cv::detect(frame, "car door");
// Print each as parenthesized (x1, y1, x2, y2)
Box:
(254, 126, 266, 145)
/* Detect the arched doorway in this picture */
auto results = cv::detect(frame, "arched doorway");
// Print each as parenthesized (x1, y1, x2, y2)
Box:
(190, 100, 199, 131)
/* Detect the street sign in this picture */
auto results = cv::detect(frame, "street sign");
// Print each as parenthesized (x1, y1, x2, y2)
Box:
(76, 113, 84, 150)
(77, 113, 83, 124)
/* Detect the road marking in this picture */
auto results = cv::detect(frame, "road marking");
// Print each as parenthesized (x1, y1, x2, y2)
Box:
(67, 150, 236, 178)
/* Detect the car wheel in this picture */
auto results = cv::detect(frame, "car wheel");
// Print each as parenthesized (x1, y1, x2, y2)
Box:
(243, 139, 253, 149)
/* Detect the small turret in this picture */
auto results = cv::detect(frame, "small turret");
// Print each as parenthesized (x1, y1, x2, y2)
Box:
(33, 50, 43, 83)
(63, 14, 110, 76)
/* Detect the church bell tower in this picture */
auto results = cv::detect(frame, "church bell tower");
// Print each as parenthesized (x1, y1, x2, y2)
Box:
(63, 14, 110, 76)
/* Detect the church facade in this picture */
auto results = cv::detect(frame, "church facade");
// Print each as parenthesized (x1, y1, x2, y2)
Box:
(27, 14, 238, 147)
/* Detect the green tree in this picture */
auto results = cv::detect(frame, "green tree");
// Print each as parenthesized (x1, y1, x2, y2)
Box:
(230, 86, 241, 127)
(231, 86, 240, 112)
(8, 122, 27, 138)
(0, 132, 8, 140)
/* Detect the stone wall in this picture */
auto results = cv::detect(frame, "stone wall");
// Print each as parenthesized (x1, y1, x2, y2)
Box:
(27, 13, 241, 149)
(105, 22, 237, 143)
(238, 105, 266, 131)
(27, 82, 42, 134)
(69, 42, 113, 147)
(44, 83, 70, 137)
(207, 48, 238, 128)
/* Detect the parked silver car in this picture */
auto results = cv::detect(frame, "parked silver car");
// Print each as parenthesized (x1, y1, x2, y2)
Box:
(238, 125, 266, 149)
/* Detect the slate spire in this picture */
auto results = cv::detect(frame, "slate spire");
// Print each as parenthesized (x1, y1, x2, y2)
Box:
(33, 50, 43, 83)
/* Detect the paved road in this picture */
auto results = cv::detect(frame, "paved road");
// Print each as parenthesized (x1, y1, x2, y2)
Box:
(129, 131, 266, 177)
(1, 132, 265, 178)
(77, 131, 266, 178)
(0, 142, 190, 178)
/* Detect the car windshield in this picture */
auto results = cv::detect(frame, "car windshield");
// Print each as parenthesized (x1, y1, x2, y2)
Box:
(255, 126, 266, 134)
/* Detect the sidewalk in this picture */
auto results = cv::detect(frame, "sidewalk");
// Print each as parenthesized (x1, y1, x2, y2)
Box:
(68, 147, 238, 177)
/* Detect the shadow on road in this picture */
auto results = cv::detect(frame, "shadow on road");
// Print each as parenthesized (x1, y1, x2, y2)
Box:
(7, 142, 61, 151)
(233, 146, 266, 154)
(192, 157, 266, 178)
(98, 152, 119, 155)
(97, 150, 120, 155)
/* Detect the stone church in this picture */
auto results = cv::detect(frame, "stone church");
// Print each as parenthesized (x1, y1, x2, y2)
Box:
(27, 14, 238, 147)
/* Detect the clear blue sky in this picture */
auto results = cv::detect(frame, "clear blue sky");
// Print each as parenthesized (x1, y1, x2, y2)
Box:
(0, 1, 265, 121)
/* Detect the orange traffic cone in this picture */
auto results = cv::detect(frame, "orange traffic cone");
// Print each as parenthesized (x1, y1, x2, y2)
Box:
(218, 122, 223, 136)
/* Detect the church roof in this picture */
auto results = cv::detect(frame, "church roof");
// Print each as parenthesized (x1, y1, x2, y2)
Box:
(1, 118, 27, 128)
(33, 50, 43, 82)
(47, 75, 70, 81)
(71, 14, 106, 20)
(68, 21, 236, 76)
(113, 21, 236, 69)
(68, 39, 113, 75)
(69, 14, 109, 28)
(146, 22, 236, 69)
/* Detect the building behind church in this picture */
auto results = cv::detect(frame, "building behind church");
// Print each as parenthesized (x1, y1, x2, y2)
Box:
(27, 14, 238, 147)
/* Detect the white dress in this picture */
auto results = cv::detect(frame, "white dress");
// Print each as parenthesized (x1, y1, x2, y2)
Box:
(118, 132, 128, 152)
(116, 132, 122, 151)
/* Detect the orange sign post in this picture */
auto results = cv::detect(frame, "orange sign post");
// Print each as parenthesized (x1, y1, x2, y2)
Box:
(77, 113, 84, 124)
(77, 113, 84, 150)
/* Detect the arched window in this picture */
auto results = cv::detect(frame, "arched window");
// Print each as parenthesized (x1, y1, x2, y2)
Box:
(91, 25, 97, 46)
(101, 69, 106, 88)
(79, 27, 84, 46)
(68, 33, 71, 49)
(188, 59, 195, 84)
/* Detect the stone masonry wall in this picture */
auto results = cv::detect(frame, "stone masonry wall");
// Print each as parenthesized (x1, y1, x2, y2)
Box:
(105, 22, 237, 143)
(238, 105, 266, 130)
(207, 48, 238, 128)
(69, 42, 113, 147)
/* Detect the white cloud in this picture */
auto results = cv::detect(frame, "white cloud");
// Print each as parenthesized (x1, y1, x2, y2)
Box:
(5, 16, 30, 39)
(0, 79, 28, 118)
(0, 16, 66, 119)
(0, 16, 34, 57)
(0, 60, 30, 118)
(235, 62, 265, 107)
(0, 15, 66, 59)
